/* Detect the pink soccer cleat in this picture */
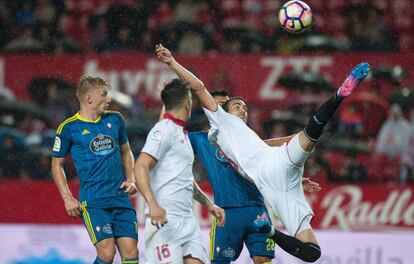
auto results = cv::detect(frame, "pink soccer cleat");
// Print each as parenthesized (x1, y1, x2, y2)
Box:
(337, 62, 370, 98)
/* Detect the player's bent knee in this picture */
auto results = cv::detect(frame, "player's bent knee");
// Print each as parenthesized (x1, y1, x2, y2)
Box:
(97, 252, 116, 263)
(121, 247, 139, 258)
(302, 243, 321, 263)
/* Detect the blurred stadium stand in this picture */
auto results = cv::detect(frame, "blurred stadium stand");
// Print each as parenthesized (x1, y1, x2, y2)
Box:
(0, 1, 413, 263)
(0, 0, 413, 184)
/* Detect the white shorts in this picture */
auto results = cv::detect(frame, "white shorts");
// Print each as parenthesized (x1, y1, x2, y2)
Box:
(259, 134, 314, 236)
(144, 215, 208, 264)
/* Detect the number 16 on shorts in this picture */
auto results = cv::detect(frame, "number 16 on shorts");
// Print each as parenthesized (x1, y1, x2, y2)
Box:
(156, 244, 171, 262)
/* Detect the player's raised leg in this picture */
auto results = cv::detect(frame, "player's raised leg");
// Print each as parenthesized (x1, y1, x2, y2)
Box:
(298, 62, 371, 156)
(254, 62, 370, 263)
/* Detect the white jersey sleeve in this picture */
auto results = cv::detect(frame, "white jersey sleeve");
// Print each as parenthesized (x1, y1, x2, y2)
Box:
(203, 105, 226, 146)
(202, 105, 226, 130)
(142, 121, 173, 160)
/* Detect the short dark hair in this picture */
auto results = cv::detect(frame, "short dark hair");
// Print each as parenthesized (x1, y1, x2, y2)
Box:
(210, 89, 229, 98)
(222, 96, 246, 112)
(161, 79, 191, 110)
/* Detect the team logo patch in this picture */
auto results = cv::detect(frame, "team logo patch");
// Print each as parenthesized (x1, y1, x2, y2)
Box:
(102, 224, 113, 234)
(53, 136, 61, 152)
(151, 130, 162, 143)
(222, 247, 235, 258)
(89, 134, 115, 155)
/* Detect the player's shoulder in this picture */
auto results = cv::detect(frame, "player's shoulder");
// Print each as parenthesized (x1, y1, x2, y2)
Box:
(103, 110, 124, 120)
(149, 119, 175, 134)
(146, 120, 174, 144)
(56, 113, 79, 135)
(156, 118, 176, 129)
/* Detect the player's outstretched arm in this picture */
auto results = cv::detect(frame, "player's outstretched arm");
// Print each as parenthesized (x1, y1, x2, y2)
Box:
(134, 153, 167, 228)
(155, 44, 217, 112)
(51, 157, 82, 218)
(193, 181, 225, 226)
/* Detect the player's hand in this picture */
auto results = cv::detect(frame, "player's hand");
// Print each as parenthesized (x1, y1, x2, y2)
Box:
(149, 202, 168, 229)
(207, 203, 225, 227)
(63, 196, 82, 218)
(302, 177, 322, 192)
(120, 181, 138, 195)
(155, 44, 174, 65)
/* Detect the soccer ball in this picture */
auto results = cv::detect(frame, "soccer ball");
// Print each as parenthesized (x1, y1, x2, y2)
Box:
(279, 0, 312, 33)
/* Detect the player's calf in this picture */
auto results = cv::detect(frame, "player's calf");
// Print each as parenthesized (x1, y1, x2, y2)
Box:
(254, 214, 321, 263)
(304, 62, 370, 142)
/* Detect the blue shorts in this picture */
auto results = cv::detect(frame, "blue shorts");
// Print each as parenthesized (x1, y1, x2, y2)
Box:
(81, 202, 138, 245)
(210, 206, 275, 263)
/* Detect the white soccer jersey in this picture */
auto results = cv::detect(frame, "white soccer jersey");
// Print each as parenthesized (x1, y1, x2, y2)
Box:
(203, 106, 272, 187)
(204, 106, 314, 235)
(141, 114, 194, 217)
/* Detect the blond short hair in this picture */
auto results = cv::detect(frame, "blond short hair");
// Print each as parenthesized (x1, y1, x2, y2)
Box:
(76, 75, 109, 101)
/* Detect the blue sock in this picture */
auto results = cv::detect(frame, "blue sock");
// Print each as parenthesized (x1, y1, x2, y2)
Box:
(94, 256, 112, 264)
(122, 257, 139, 264)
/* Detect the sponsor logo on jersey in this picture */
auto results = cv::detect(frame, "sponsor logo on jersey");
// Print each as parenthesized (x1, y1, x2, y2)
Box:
(151, 130, 162, 143)
(89, 134, 115, 155)
(102, 223, 113, 234)
(53, 136, 61, 151)
(95, 226, 100, 233)
(222, 247, 235, 258)
(82, 129, 90, 135)
(107, 123, 112, 129)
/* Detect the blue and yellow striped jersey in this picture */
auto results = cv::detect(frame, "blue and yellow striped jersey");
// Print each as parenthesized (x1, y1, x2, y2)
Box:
(52, 111, 133, 209)
(189, 131, 264, 208)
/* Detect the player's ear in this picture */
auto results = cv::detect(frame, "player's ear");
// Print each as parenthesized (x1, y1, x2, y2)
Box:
(184, 97, 191, 111)
(85, 93, 93, 104)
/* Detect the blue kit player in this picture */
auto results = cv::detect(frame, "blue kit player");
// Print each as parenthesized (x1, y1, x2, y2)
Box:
(189, 90, 274, 264)
(189, 90, 321, 264)
(51, 76, 139, 264)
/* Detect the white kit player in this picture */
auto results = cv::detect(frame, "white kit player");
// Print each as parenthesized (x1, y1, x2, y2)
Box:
(134, 77, 225, 264)
(155, 43, 370, 263)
